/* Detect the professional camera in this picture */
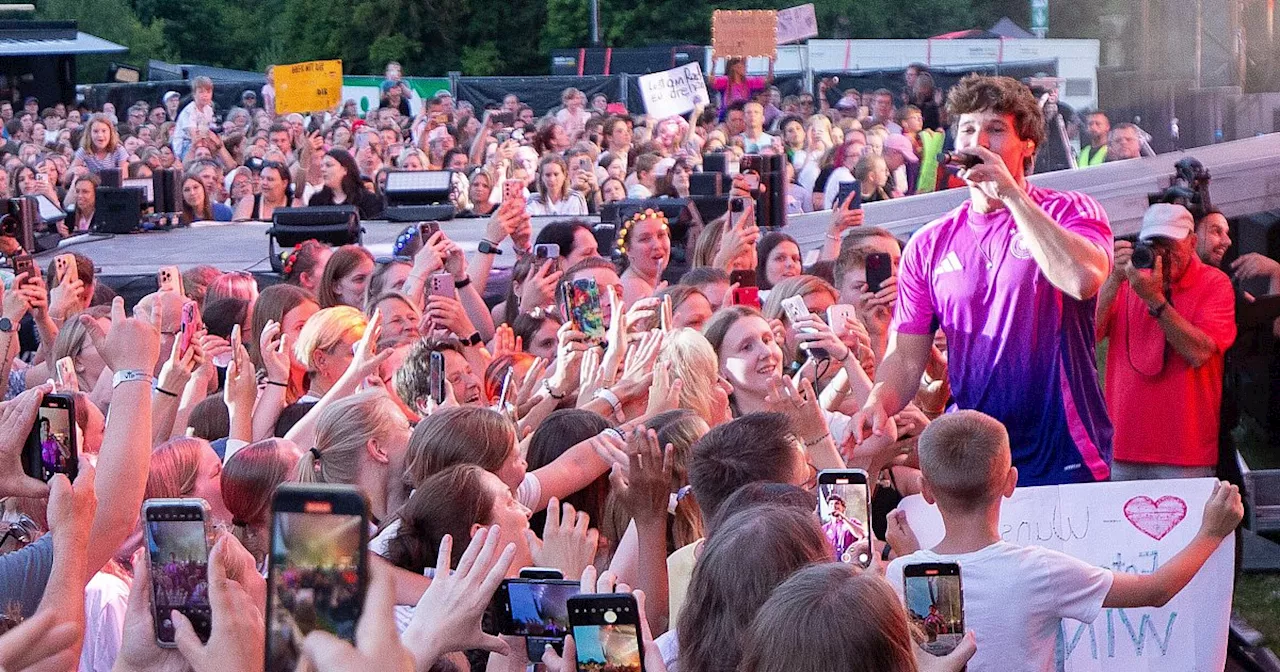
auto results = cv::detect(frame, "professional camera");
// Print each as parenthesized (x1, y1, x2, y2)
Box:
(1147, 157, 1212, 218)
(1131, 241, 1157, 270)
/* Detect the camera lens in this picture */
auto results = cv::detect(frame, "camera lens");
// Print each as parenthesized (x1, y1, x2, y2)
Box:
(603, 609, 617, 624)
(1132, 243, 1156, 270)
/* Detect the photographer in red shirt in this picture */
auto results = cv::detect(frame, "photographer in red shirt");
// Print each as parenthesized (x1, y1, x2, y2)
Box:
(1097, 203, 1237, 480)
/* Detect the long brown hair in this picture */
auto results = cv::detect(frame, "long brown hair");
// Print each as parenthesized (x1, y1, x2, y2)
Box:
(401, 407, 515, 498)
(146, 437, 208, 499)
(222, 439, 298, 563)
(315, 244, 374, 309)
(739, 564, 919, 672)
(677, 506, 830, 672)
(384, 464, 497, 572)
(249, 283, 317, 398)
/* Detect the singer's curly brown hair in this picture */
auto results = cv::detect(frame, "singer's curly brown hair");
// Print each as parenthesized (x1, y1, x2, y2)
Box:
(945, 74, 1046, 170)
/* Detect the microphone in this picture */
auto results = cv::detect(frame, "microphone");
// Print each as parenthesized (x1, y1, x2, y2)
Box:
(937, 152, 983, 169)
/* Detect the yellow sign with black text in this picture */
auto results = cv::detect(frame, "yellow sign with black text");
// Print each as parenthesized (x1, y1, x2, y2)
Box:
(274, 59, 343, 115)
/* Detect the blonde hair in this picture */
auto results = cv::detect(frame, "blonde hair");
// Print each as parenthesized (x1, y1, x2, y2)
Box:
(656, 328, 721, 426)
(297, 390, 403, 485)
(692, 214, 729, 269)
(147, 437, 208, 499)
(805, 114, 834, 152)
(293, 305, 366, 371)
(761, 275, 837, 323)
(80, 113, 121, 155)
(52, 305, 112, 376)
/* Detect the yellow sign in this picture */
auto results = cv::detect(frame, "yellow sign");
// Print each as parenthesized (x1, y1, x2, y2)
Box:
(274, 59, 343, 115)
(712, 10, 779, 59)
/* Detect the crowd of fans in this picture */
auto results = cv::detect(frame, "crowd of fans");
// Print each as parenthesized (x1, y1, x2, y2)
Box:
(0, 63, 1256, 672)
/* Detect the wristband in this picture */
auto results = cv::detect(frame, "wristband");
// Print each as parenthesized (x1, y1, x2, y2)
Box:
(153, 386, 178, 398)
(266, 380, 288, 388)
(1148, 301, 1169, 319)
(453, 275, 472, 289)
(595, 388, 622, 411)
(113, 369, 155, 389)
(543, 380, 566, 400)
(803, 431, 832, 447)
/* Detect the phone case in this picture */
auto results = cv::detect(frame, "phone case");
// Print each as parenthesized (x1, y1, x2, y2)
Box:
(566, 280, 606, 343)
(158, 266, 182, 294)
(430, 272, 456, 299)
(732, 286, 760, 309)
(54, 255, 74, 284)
(142, 498, 213, 647)
(865, 254, 892, 293)
(504, 179, 524, 202)
(54, 357, 79, 393)
(179, 302, 198, 355)
(780, 295, 811, 323)
(826, 305, 858, 337)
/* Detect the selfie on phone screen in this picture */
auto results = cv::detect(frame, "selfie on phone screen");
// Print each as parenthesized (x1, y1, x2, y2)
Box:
(266, 505, 364, 671)
(145, 505, 210, 644)
(818, 479, 871, 565)
(904, 566, 965, 656)
(30, 401, 76, 481)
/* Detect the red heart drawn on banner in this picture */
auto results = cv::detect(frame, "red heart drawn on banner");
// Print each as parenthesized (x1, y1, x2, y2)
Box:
(1123, 495, 1188, 541)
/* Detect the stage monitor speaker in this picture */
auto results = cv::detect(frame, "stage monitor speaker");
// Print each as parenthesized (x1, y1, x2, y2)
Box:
(739, 153, 785, 230)
(688, 172, 723, 196)
(91, 188, 141, 234)
(99, 168, 122, 189)
(702, 153, 728, 175)
(384, 170, 454, 207)
(266, 206, 362, 273)
(152, 169, 182, 213)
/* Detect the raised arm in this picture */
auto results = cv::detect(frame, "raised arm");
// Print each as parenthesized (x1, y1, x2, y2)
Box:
(853, 330, 934, 444)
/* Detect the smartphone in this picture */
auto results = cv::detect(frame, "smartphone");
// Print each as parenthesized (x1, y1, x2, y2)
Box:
(781, 295, 828, 360)
(429, 272, 456, 299)
(903, 562, 965, 656)
(54, 254, 77, 285)
(10, 254, 35, 282)
(157, 265, 183, 294)
(519, 567, 565, 580)
(534, 243, 560, 260)
(179, 301, 198, 356)
(22, 393, 77, 482)
(265, 484, 369, 672)
(835, 180, 861, 209)
(418, 221, 440, 241)
(728, 196, 748, 214)
(741, 171, 761, 192)
(35, 172, 46, 183)
(731, 286, 760, 309)
(826, 305, 858, 340)
(491, 111, 515, 127)
(729, 269, 757, 288)
(865, 252, 892, 294)
(568, 593, 645, 672)
(494, 578, 581, 638)
(659, 294, 672, 332)
(560, 278, 606, 344)
(142, 498, 213, 647)
(54, 356, 79, 394)
(817, 469, 872, 567)
(429, 351, 446, 404)
(504, 179, 525, 202)
(495, 366, 515, 415)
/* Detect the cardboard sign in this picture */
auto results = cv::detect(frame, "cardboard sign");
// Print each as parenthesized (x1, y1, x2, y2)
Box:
(274, 59, 344, 115)
(638, 63, 710, 119)
(775, 4, 818, 45)
(712, 10, 779, 59)
(898, 478, 1233, 672)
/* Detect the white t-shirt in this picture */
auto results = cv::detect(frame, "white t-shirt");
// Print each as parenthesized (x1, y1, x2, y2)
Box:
(80, 572, 130, 672)
(885, 542, 1113, 672)
(822, 166, 856, 210)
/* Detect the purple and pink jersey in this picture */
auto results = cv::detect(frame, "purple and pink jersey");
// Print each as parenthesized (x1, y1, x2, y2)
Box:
(892, 185, 1115, 485)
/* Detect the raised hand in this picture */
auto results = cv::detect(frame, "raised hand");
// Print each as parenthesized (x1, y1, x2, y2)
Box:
(302, 561, 415, 672)
(259, 320, 291, 385)
(0, 385, 51, 498)
(80, 296, 161, 375)
(525, 498, 599, 580)
(611, 427, 673, 528)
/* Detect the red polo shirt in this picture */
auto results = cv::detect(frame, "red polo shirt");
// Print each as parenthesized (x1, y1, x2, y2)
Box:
(1101, 256, 1236, 466)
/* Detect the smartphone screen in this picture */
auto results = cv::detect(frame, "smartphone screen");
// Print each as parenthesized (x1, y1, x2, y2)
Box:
(568, 594, 644, 672)
(266, 484, 368, 672)
(865, 253, 892, 294)
(418, 221, 440, 241)
(564, 279, 606, 343)
(144, 499, 211, 646)
(497, 578, 580, 637)
(836, 180, 861, 209)
(179, 302, 197, 355)
(429, 351, 446, 404)
(24, 394, 77, 482)
(817, 470, 871, 566)
(904, 563, 965, 656)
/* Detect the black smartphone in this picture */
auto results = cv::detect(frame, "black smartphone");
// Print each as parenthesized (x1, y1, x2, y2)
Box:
(903, 562, 965, 656)
(729, 269, 757, 288)
(835, 180, 861, 209)
(142, 498, 212, 647)
(519, 567, 565, 580)
(494, 578, 581, 638)
(816, 469, 872, 567)
(418, 221, 440, 241)
(864, 252, 892, 294)
(535, 243, 560, 260)
(429, 351, 446, 404)
(10, 254, 35, 282)
(265, 484, 369, 672)
(567, 593, 645, 672)
(23, 393, 77, 482)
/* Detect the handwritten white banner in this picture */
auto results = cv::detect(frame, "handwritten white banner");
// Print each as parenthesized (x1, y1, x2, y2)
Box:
(899, 478, 1232, 672)
(776, 4, 818, 45)
(638, 63, 710, 119)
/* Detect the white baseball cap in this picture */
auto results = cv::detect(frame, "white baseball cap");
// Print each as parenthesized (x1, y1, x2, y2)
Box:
(1139, 203, 1194, 242)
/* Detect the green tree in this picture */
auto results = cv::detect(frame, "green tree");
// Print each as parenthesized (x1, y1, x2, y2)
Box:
(38, 0, 173, 82)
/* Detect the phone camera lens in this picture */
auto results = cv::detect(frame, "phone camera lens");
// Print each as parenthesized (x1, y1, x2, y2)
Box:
(604, 609, 617, 624)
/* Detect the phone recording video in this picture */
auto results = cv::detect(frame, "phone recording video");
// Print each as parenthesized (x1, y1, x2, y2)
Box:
(24, 394, 77, 482)
(864, 252, 892, 294)
(903, 563, 965, 656)
(568, 594, 644, 672)
(496, 578, 580, 638)
(560, 278, 606, 344)
(143, 499, 211, 646)
(817, 469, 871, 567)
(266, 484, 368, 672)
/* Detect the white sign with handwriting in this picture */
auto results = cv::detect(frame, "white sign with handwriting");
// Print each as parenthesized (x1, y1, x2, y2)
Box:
(776, 4, 818, 45)
(899, 478, 1232, 672)
(638, 63, 710, 119)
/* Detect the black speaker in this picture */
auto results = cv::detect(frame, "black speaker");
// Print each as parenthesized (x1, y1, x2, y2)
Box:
(689, 172, 723, 196)
(152, 169, 182, 214)
(98, 168, 121, 189)
(91, 188, 142, 234)
(266, 206, 362, 273)
(740, 153, 786, 229)
(702, 153, 728, 175)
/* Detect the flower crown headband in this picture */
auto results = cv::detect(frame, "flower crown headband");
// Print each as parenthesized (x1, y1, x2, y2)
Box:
(615, 208, 669, 257)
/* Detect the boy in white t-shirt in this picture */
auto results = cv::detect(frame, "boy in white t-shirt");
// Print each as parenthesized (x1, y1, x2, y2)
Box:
(885, 410, 1242, 672)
